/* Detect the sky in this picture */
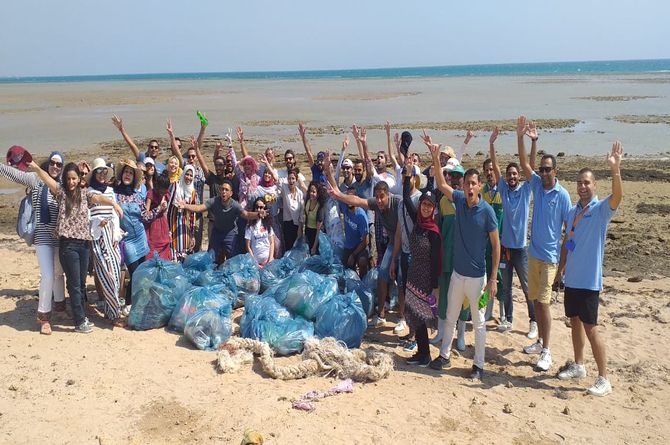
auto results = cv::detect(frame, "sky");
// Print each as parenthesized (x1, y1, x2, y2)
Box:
(1, 0, 669, 77)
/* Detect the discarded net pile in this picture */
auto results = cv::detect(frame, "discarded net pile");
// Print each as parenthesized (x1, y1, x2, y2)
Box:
(216, 336, 393, 382)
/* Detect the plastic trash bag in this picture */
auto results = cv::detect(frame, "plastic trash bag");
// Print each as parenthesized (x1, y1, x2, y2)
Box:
(315, 291, 367, 348)
(283, 237, 310, 266)
(355, 267, 377, 318)
(219, 254, 261, 307)
(283, 271, 338, 320)
(192, 268, 224, 287)
(259, 257, 296, 291)
(128, 255, 191, 330)
(184, 305, 233, 351)
(219, 253, 256, 275)
(316, 231, 334, 261)
(183, 251, 215, 272)
(168, 286, 234, 333)
(262, 278, 291, 306)
(240, 295, 314, 355)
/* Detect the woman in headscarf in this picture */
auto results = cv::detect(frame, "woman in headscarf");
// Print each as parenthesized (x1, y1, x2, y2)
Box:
(114, 159, 151, 315)
(253, 155, 282, 256)
(167, 164, 198, 261)
(87, 158, 124, 325)
(395, 163, 442, 367)
(0, 150, 66, 335)
(166, 155, 182, 184)
(144, 172, 172, 261)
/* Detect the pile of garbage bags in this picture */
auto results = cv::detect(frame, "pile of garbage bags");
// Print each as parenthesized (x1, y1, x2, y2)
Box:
(126, 233, 376, 354)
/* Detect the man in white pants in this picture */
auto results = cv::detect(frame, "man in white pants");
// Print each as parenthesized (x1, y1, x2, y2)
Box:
(423, 135, 500, 381)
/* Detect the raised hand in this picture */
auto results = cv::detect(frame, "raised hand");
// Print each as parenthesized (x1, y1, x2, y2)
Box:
(489, 127, 499, 145)
(351, 124, 360, 141)
(111, 114, 123, 131)
(215, 141, 223, 153)
(516, 115, 527, 137)
(359, 127, 367, 143)
(258, 153, 269, 166)
(190, 135, 197, 149)
(225, 129, 233, 146)
(342, 136, 350, 152)
(236, 127, 244, 142)
(394, 132, 401, 151)
(607, 141, 623, 168)
(298, 123, 306, 138)
(421, 130, 440, 156)
(384, 121, 392, 136)
(525, 120, 538, 140)
(464, 130, 474, 145)
(324, 150, 332, 165)
(166, 118, 174, 135)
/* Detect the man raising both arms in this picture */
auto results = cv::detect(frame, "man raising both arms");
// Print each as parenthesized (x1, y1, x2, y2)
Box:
(517, 115, 571, 372)
(555, 142, 623, 397)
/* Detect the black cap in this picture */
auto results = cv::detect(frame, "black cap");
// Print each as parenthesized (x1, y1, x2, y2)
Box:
(419, 190, 436, 206)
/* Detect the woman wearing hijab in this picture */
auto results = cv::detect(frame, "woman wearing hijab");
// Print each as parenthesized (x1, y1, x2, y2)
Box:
(397, 163, 442, 367)
(253, 155, 282, 256)
(144, 172, 172, 261)
(114, 159, 151, 314)
(166, 155, 183, 184)
(167, 164, 198, 261)
(0, 150, 66, 335)
(87, 158, 124, 324)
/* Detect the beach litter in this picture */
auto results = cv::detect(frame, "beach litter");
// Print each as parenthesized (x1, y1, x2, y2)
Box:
(292, 379, 354, 412)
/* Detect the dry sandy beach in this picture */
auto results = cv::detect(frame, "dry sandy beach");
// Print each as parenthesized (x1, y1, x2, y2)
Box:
(1, 74, 670, 444)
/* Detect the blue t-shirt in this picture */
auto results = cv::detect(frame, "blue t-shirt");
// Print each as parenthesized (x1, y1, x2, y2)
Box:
(452, 190, 498, 278)
(564, 196, 616, 291)
(343, 207, 369, 250)
(498, 176, 532, 249)
(529, 173, 571, 263)
(311, 164, 327, 184)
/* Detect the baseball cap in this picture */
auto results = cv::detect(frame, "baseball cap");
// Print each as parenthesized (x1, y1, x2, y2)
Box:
(419, 190, 436, 206)
(342, 158, 353, 168)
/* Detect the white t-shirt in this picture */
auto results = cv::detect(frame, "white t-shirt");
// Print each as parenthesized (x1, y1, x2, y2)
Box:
(245, 220, 274, 265)
(280, 182, 304, 225)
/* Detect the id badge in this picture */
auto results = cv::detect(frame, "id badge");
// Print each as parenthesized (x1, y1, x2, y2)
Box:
(565, 239, 576, 252)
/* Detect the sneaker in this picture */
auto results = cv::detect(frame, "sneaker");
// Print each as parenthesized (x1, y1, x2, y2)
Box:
(523, 340, 543, 355)
(75, 318, 93, 334)
(402, 341, 417, 352)
(122, 305, 132, 317)
(372, 315, 387, 327)
(527, 321, 538, 339)
(407, 353, 431, 367)
(497, 320, 512, 332)
(558, 362, 587, 380)
(470, 365, 484, 381)
(536, 349, 553, 371)
(398, 334, 413, 344)
(429, 355, 451, 370)
(587, 376, 613, 397)
(393, 319, 407, 334)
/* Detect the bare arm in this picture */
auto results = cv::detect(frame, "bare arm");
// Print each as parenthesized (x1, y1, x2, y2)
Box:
(525, 120, 539, 170)
(90, 194, 124, 219)
(196, 112, 207, 149)
(455, 130, 474, 162)
(393, 132, 405, 166)
(389, 221, 402, 281)
(166, 118, 182, 162)
(607, 141, 624, 210)
(487, 229, 500, 297)
(323, 151, 339, 190)
(298, 123, 314, 165)
(422, 132, 453, 200)
(516, 115, 534, 180)
(384, 121, 399, 167)
(112, 114, 141, 159)
(326, 182, 369, 209)
(195, 137, 211, 177)
(28, 161, 59, 194)
(236, 127, 249, 158)
(489, 127, 501, 184)
(351, 124, 365, 160)
(357, 128, 376, 180)
(259, 154, 278, 181)
(335, 136, 350, 182)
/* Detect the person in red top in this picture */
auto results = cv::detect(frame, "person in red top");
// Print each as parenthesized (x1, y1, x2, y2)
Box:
(144, 173, 172, 261)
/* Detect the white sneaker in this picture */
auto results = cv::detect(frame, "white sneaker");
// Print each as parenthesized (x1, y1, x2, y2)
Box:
(393, 319, 407, 334)
(587, 376, 612, 397)
(372, 315, 387, 327)
(122, 305, 132, 317)
(497, 320, 512, 332)
(527, 321, 538, 339)
(536, 349, 553, 371)
(523, 340, 543, 354)
(558, 363, 587, 380)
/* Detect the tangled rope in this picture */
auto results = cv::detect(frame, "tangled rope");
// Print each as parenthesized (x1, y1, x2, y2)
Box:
(216, 337, 393, 382)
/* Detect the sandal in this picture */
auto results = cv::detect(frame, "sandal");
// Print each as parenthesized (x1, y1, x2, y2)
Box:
(39, 320, 52, 335)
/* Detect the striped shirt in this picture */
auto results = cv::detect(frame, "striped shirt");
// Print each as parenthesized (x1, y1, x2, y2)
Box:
(88, 186, 121, 241)
(0, 164, 59, 247)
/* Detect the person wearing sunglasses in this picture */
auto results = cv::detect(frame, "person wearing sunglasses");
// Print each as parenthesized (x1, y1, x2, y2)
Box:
(0, 151, 67, 334)
(111, 114, 166, 174)
(516, 115, 572, 373)
(244, 198, 275, 267)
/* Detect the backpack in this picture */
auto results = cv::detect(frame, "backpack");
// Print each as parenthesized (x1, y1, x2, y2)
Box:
(16, 189, 36, 246)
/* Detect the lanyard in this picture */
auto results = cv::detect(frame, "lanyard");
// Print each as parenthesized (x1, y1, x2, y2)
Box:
(569, 204, 590, 238)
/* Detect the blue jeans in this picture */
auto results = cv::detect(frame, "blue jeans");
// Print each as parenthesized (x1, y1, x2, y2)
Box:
(501, 246, 535, 323)
(377, 243, 397, 282)
(59, 238, 90, 326)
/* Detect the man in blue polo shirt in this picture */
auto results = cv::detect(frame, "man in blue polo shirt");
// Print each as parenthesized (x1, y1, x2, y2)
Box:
(423, 135, 500, 381)
(516, 116, 572, 372)
(489, 125, 538, 338)
(554, 142, 623, 397)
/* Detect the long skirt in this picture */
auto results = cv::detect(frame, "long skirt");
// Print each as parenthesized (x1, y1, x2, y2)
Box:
(92, 224, 122, 320)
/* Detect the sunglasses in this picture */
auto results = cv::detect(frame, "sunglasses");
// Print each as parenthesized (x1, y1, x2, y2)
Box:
(342, 166, 352, 170)
(187, 154, 196, 159)
(256, 205, 266, 210)
(50, 160, 63, 168)
(149, 145, 159, 149)
(214, 163, 225, 168)
(285, 157, 294, 161)
(538, 166, 553, 173)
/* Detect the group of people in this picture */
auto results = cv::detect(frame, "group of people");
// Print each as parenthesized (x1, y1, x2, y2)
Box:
(3, 113, 623, 397)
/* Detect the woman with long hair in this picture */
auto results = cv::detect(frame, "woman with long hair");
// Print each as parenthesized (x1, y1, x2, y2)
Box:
(245, 197, 275, 267)
(0, 150, 66, 334)
(279, 168, 304, 251)
(166, 155, 182, 184)
(87, 158, 124, 324)
(114, 159, 151, 315)
(303, 181, 327, 255)
(29, 160, 123, 334)
(143, 157, 156, 191)
(254, 155, 282, 256)
(144, 172, 172, 261)
(167, 165, 198, 261)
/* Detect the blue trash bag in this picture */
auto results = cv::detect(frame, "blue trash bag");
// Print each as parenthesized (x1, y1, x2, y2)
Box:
(192, 268, 223, 287)
(261, 278, 291, 306)
(168, 286, 234, 333)
(355, 267, 378, 318)
(184, 305, 233, 351)
(284, 271, 338, 320)
(259, 257, 296, 291)
(240, 295, 314, 355)
(316, 231, 334, 261)
(299, 255, 332, 275)
(128, 255, 191, 330)
(183, 251, 215, 272)
(314, 291, 368, 348)
(283, 237, 310, 266)
(219, 253, 256, 275)
(219, 254, 261, 307)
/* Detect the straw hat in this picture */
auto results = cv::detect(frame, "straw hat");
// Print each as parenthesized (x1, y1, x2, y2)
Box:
(116, 158, 141, 187)
(86, 157, 113, 183)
